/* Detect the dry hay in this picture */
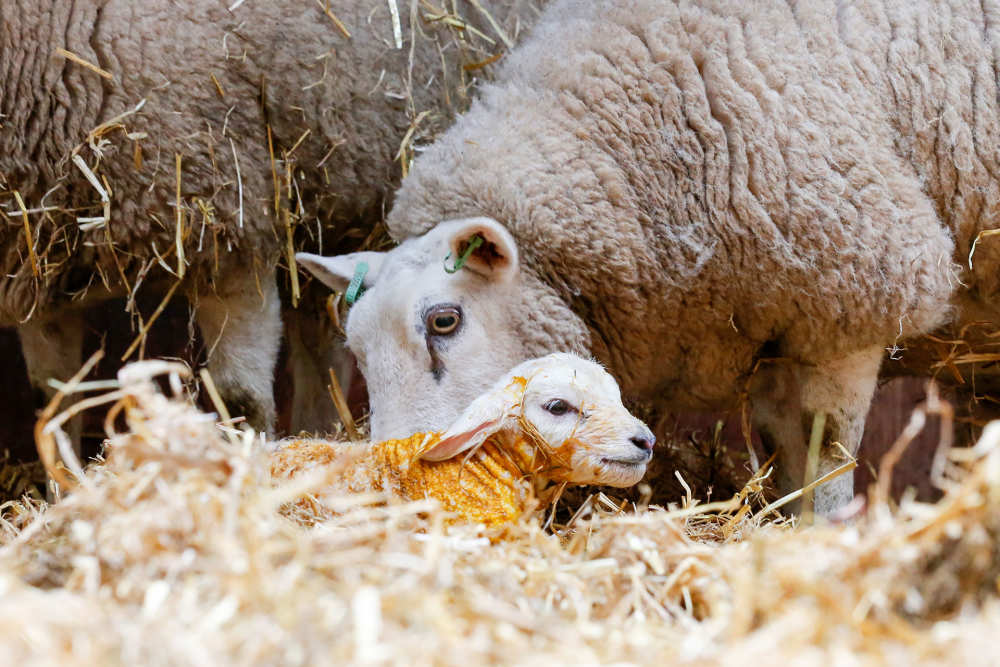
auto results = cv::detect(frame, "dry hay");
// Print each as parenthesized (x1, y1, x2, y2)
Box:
(0, 453, 45, 506)
(1, 361, 999, 666)
(887, 320, 1000, 434)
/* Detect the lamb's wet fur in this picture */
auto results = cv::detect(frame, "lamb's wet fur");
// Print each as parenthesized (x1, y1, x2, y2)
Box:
(270, 353, 655, 528)
(306, 0, 1000, 513)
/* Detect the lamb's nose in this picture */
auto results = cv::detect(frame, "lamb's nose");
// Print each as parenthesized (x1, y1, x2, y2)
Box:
(630, 426, 655, 452)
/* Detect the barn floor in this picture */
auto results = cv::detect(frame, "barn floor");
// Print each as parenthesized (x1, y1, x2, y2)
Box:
(1, 360, 998, 665)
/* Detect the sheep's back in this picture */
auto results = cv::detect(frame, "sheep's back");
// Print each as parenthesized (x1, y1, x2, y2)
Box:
(367, 433, 533, 527)
(1, 0, 540, 322)
(389, 0, 962, 403)
(271, 434, 537, 527)
(834, 0, 1000, 304)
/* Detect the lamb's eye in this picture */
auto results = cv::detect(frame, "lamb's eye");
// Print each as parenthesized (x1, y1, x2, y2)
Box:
(543, 399, 573, 416)
(426, 305, 462, 336)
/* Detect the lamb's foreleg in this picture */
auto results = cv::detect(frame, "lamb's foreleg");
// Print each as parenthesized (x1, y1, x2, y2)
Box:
(194, 269, 281, 433)
(18, 312, 86, 455)
(752, 346, 883, 516)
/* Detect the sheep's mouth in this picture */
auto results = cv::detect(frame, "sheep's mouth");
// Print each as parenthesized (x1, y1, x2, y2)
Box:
(599, 455, 650, 469)
(593, 456, 648, 487)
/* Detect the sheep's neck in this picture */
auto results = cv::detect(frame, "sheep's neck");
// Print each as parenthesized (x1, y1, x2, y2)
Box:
(364, 431, 548, 527)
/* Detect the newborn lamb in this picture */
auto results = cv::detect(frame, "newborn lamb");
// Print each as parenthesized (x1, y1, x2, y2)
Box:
(271, 353, 654, 527)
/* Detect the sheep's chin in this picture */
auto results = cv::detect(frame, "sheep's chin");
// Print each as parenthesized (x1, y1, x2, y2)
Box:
(574, 456, 647, 488)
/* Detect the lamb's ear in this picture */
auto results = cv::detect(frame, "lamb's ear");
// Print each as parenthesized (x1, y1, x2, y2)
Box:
(420, 379, 524, 461)
(445, 217, 518, 281)
(420, 417, 502, 462)
(295, 251, 385, 293)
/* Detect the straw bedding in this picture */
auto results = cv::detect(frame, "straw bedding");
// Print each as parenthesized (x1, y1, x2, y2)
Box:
(1, 360, 999, 665)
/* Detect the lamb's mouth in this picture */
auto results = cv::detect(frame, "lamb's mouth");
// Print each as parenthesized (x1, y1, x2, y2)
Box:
(599, 456, 649, 469)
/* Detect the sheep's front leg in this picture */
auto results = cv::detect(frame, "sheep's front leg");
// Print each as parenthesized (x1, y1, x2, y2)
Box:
(194, 269, 281, 434)
(18, 312, 86, 456)
(284, 305, 349, 434)
(799, 346, 883, 514)
(752, 346, 883, 516)
(749, 360, 805, 506)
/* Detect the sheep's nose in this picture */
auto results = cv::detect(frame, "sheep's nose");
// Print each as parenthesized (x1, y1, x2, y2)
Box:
(630, 426, 655, 452)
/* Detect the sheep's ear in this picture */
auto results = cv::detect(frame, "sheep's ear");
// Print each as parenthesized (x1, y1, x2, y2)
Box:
(420, 378, 524, 461)
(421, 417, 502, 462)
(445, 217, 519, 281)
(295, 251, 385, 293)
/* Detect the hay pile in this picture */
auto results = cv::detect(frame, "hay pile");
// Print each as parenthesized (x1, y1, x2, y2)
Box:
(2, 361, 999, 665)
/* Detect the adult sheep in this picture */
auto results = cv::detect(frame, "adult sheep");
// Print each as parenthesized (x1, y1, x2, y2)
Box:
(1, 0, 531, 440)
(297, 0, 1000, 514)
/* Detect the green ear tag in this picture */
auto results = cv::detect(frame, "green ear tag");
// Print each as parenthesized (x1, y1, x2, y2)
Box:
(345, 261, 369, 306)
(443, 234, 484, 274)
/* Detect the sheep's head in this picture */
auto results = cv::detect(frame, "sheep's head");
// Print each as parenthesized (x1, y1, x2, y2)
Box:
(416, 353, 653, 487)
(297, 217, 587, 441)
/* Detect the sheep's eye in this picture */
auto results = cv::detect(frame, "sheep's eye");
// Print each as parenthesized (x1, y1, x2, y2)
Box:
(426, 305, 462, 336)
(543, 399, 573, 416)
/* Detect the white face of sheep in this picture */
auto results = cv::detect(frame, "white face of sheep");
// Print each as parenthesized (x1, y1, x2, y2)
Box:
(297, 218, 529, 441)
(418, 353, 655, 487)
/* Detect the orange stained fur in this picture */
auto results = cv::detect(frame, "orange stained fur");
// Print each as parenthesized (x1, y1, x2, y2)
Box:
(271, 430, 571, 528)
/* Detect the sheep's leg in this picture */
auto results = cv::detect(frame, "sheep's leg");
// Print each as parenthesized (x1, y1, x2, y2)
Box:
(749, 360, 805, 506)
(194, 269, 281, 434)
(284, 306, 347, 434)
(798, 346, 883, 515)
(752, 346, 882, 515)
(18, 312, 86, 456)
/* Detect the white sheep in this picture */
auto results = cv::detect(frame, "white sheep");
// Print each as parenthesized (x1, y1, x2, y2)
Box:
(1, 0, 532, 444)
(270, 353, 655, 527)
(296, 0, 1000, 515)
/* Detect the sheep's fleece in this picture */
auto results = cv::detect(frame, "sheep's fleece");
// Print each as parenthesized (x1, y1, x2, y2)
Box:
(299, 0, 1000, 514)
(0, 0, 527, 434)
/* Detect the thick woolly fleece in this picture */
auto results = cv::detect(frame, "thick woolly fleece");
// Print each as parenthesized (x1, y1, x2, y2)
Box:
(0, 0, 529, 323)
(387, 0, 1000, 412)
(1, 0, 534, 433)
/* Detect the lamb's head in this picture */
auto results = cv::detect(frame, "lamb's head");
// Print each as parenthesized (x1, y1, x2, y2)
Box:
(419, 352, 654, 487)
(297, 217, 588, 441)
